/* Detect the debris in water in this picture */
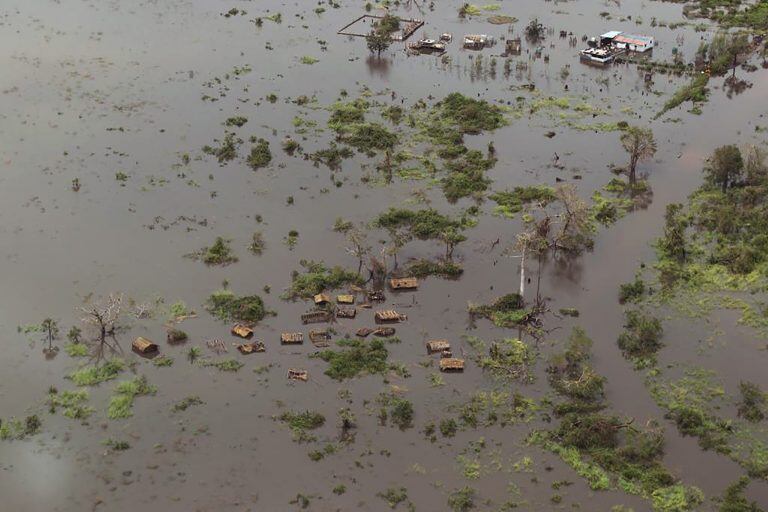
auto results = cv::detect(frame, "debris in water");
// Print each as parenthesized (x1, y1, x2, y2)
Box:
(231, 323, 254, 339)
(375, 310, 407, 323)
(426, 339, 451, 354)
(281, 332, 304, 345)
(389, 277, 418, 290)
(439, 358, 465, 372)
(132, 337, 158, 355)
(287, 368, 308, 382)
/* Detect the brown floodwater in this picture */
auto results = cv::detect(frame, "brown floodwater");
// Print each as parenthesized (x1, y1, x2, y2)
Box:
(1, 0, 768, 510)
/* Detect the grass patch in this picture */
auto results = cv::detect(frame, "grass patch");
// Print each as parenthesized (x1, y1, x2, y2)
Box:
(69, 359, 126, 386)
(107, 376, 156, 420)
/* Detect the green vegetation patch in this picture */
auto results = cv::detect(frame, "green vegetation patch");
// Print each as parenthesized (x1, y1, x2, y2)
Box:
(284, 260, 362, 300)
(108, 375, 156, 420)
(405, 258, 463, 278)
(314, 338, 389, 380)
(205, 289, 268, 323)
(47, 389, 95, 419)
(279, 410, 325, 442)
(189, 236, 238, 266)
(469, 294, 532, 327)
(247, 138, 272, 170)
(490, 186, 556, 218)
(69, 358, 126, 386)
(0, 415, 41, 441)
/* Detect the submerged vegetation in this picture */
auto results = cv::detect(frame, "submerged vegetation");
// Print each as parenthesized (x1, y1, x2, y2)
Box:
(205, 289, 268, 323)
(313, 338, 389, 380)
(284, 260, 362, 300)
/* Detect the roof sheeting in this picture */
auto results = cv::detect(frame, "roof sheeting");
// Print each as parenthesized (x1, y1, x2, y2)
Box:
(600, 30, 622, 39)
(614, 34, 653, 46)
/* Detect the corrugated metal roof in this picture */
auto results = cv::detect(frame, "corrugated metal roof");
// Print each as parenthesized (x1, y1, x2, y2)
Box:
(601, 30, 622, 39)
(614, 34, 653, 46)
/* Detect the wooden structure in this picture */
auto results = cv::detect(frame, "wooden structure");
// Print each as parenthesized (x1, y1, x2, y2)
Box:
(375, 310, 407, 323)
(287, 368, 308, 382)
(336, 307, 356, 319)
(337, 14, 424, 42)
(439, 358, 465, 372)
(426, 339, 451, 354)
(372, 327, 396, 337)
(309, 329, 331, 347)
(231, 323, 253, 339)
(281, 332, 304, 345)
(237, 341, 265, 354)
(505, 37, 522, 56)
(389, 277, 418, 290)
(314, 293, 331, 305)
(337, 294, 355, 304)
(132, 337, 158, 354)
(301, 310, 332, 324)
(356, 327, 374, 337)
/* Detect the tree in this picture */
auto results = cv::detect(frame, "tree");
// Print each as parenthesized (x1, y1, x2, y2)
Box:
(659, 203, 688, 264)
(620, 126, 657, 186)
(41, 318, 59, 358)
(708, 31, 750, 78)
(744, 145, 767, 185)
(367, 30, 391, 56)
(525, 18, 544, 42)
(79, 293, 124, 362)
(554, 184, 593, 254)
(440, 227, 467, 260)
(345, 228, 371, 275)
(706, 144, 743, 193)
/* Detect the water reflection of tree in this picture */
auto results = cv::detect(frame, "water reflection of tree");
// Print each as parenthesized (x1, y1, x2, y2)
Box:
(365, 55, 390, 78)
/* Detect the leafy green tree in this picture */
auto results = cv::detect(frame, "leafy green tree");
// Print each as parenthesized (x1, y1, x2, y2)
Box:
(620, 126, 657, 186)
(366, 30, 391, 56)
(706, 145, 744, 193)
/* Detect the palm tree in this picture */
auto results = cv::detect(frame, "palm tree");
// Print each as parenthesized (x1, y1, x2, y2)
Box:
(620, 126, 657, 186)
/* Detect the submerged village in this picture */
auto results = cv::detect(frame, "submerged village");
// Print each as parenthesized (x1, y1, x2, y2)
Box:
(2, 0, 768, 510)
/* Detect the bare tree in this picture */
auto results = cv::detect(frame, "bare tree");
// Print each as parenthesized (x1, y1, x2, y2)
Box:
(79, 293, 124, 362)
(620, 126, 657, 186)
(345, 228, 371, 275)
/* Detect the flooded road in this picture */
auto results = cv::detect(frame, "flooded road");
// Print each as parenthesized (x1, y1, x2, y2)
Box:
(2, 0, 767, 510)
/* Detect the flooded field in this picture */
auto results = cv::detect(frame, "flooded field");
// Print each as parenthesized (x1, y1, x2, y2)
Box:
(2, 0, 768, 510)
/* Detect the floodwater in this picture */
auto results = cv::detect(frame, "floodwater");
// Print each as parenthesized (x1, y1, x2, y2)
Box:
(1, 0, 767, 510)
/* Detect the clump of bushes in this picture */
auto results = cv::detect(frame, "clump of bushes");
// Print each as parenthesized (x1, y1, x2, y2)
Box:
(619, 274, 645, 304)
(279, 410, 325, 442)
(405, 259, 463, 278)
(205, 289, 268, 323)
(469, 294, 531, 327)
(202, 132, 241, 163)
(284, 260, 362, 300)
(490, 186, 556, 217)
(617, 310, 663, 361)
(247, 138, 272, 170)
(190, 237, 238, 266)
(314, 338, 389, 380)
(439, 93, 505, 134)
